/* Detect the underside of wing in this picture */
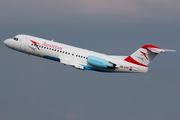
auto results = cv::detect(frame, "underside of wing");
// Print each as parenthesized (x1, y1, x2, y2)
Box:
(58, 57, 84, 70)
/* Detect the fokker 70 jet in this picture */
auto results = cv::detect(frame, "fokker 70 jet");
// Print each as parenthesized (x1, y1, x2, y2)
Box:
(4, 34, 176, 73)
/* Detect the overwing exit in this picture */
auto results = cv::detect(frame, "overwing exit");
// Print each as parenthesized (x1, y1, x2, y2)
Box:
(4, 34, 176, 73)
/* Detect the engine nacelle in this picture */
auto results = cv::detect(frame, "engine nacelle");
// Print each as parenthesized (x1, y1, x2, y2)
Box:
(87, 56, 116, 69)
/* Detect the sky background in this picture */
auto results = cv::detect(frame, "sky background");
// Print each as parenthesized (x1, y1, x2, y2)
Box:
(0, 0, 180, 120)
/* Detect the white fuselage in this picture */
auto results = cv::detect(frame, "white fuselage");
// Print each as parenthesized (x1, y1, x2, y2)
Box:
(4, 34, 148, 73)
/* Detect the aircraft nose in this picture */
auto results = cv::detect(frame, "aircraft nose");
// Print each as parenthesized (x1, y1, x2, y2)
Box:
(4, 39, 14, 48)
(4, 39, 9, 46)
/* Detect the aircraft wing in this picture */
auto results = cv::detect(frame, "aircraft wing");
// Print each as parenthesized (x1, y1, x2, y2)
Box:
(58, 57, 84, 70)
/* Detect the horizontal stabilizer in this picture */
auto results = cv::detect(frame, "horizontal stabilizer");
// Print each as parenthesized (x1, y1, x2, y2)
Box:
(161, 49, 177, 52)
(147, 47, 177, 53)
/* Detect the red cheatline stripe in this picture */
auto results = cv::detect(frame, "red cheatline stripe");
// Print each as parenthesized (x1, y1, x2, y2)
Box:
(124, 56, 147, 67)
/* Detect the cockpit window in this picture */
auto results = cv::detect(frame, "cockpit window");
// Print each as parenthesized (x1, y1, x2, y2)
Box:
(13, 37, 18, 41)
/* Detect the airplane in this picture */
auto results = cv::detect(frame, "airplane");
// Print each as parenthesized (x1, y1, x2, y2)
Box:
(4, 34, 176, 73)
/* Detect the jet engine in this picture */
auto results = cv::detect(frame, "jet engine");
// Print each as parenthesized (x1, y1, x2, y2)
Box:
(87, 56, 116, 69)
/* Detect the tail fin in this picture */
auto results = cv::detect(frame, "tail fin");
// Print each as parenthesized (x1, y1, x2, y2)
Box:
(124, 45, 176, 67)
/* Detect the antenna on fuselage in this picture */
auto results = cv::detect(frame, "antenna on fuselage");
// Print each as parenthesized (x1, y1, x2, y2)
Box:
(51, 39, 54, 42)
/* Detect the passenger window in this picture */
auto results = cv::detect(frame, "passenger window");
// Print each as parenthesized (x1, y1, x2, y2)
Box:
(44, 47, 46, 49)
(57, 50, 59, 52)
(52, 49, 54, 51)
(54, 49, 56, 51)
(76, 55, 78, 57)
(47, 47, 48, 49)
(68, 53, 70, 55)
(65, 52, 67, 54)
(49, 48, 51, 50)
(60, 51, 62, 53)
(42, 46, 43, 48)
(72, 54, 74, 56)
(83, 57, 85, 59)
(63, 51, 64, 53)
(39, 45, 41, 47)
(31, 43, 33, 46)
